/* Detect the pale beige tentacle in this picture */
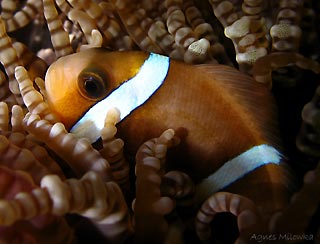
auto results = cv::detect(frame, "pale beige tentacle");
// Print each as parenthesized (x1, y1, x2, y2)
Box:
(76, 0, 123, 45)
(4, 0, 42, 32)
(0, 134, 51, 184)
(0, 101, 9, 131)
(269, 160, 320, 237)
(55, 0, 73, 15)
(184, 0, 215, 40)
(195, 192, 265, 243)
(252, 52, 320, 88)
(0, 166, 75, 244)
(0, 16, 21, 105)
(166, 0, 196, 52)
(87, 0, 134, 50)
(34, 77, 47, 99)
(43, 0, 74, 58)
(210, 0, 268, 72)
(23, 113, 112, 181)
(99, 108, 130, 192)
(134, 129, 178, 242)
(0, 171, 131, 242)
(184, 38, 212, 64)
(148, 19, 176, 56)
(98, 1, 116, 14)
(111, 0, 163, 53)
(0, 100, 64, 178)
(11, 105, 25, 133)
(0, 70, 11, 104)
(15, 66, 59, 123)
(224, 15, 268, 73)
(67, 9, 98, 45)
(79, 29, 103, 51)
(209, 0, 240, 28)
(12, 42, 48, 81)
(5, 132, 65, 178)
(184, 0, 229, 64)
(43, 172, 132, 242)
(0, 165, 36, 199)
(1, 0, 18, 20)
(242, 0, 264, 16)
(36, 48, 56, 66)
(270, 0, 303, 52)
(297, 86, 320, 157)
(166, 0, 219, 62)
(161, 171, 195, 203)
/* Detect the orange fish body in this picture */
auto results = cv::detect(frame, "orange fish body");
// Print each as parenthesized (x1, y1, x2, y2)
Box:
(45, 48, 291, 213)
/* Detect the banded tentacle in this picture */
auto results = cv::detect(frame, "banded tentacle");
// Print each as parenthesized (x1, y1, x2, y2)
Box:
(43, 0, 74, 58)
(134, 129, 177, 243)
(99, 108, 130, 192)
(0, 17, 22, 105)
(4, 0, 42, 32)
(0, 0, 18, 20)
(0, 170, 131, 243)
(195, 192, 265, 242)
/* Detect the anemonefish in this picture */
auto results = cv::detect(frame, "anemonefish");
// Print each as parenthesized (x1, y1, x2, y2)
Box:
(45, 48, 292, 214)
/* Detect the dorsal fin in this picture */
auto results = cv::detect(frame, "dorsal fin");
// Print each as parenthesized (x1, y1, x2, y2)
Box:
(196, 64, 281, 149)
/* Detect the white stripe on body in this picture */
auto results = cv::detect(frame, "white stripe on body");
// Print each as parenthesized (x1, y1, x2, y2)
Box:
(195, 144, 282, 205)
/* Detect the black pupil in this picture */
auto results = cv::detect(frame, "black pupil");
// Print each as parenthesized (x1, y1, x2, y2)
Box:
(84, 77, 99, 96)
(78, 68, 107, 99)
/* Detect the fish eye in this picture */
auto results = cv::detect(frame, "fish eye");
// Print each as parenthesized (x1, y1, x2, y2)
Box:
(78, 69, 107, 100)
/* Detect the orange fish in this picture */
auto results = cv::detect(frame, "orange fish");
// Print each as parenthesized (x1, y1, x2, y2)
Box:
(45, 48, 292, 213)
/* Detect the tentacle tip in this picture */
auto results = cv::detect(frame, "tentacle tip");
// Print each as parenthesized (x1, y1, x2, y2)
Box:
(161, 128, 175, 141)
(50, 122, 67, 137)
(15, 65, 29, 79)
(152, 196, 175, 215)
(23, 113, 40, 126)
(14, 65, 25, 73)
(105, 107, 121, 125)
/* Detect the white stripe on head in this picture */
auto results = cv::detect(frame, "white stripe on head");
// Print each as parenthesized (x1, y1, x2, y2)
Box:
(70, 53, 170, 142)
(195, 144, 282, 205)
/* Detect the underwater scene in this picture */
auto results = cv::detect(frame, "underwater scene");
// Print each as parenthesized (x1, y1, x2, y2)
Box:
(0, 0, 319, 243)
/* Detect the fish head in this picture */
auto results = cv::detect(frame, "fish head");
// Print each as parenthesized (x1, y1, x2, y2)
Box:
(45, 48, 148, 127)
